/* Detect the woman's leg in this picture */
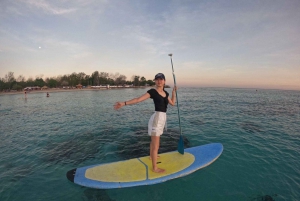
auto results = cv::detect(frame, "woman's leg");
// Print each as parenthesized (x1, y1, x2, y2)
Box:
(149, 140, 152, 159)
(149, 141, 160, 160)
(151, 136, 165, 173)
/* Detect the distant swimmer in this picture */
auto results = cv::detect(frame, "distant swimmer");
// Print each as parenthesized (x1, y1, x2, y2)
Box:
(46, 92, 49, 97)
(24, 91, 27, 99)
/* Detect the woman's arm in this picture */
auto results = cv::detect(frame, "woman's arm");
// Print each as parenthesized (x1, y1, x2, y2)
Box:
(114, 93, 151, 110)
(168, 87, 177, 106)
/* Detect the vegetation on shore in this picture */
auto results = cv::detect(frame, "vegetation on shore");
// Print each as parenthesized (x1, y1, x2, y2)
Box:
(0, 71, 156, 91)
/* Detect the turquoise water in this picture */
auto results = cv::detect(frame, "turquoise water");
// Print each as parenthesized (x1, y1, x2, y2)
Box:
(0, 88, 299, 201)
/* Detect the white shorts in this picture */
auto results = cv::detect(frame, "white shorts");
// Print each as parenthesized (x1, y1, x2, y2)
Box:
(148, 112, 166, 136)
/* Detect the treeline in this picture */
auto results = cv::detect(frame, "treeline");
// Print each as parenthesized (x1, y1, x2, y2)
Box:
(0, 71, 155, 91)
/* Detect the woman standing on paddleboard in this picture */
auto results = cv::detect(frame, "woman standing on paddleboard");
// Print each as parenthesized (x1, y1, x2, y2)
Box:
(114, 73, 177, 173)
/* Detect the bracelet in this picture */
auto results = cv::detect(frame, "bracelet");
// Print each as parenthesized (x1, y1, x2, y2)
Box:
(125, 101, 127, 105)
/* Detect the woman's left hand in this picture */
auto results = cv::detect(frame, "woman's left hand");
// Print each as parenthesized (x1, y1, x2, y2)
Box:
(173, 86, 178, 92)
(114, 102, 124, 110)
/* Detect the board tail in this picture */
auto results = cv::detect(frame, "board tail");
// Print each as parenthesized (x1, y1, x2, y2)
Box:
(66, 168, 76, 183)
(178, 135, 184, 154)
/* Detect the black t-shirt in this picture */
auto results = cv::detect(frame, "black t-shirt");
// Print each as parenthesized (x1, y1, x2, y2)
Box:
(147, 88, 169, 112)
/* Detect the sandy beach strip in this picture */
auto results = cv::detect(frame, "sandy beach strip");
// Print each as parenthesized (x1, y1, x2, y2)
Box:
(0, 87, 149, 96)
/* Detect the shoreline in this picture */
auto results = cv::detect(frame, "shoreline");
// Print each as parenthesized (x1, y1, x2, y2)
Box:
(0, 87, 150, 96)
(1, 86, 298, 96)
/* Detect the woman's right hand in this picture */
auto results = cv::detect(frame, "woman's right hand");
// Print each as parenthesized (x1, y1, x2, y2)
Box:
(114, 102, 124, 110)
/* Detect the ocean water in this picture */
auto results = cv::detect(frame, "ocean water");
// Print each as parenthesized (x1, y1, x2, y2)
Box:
(0, 88, 299, 201)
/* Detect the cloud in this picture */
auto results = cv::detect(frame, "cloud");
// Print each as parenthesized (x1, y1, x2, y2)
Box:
(0, 27, 92, 60)
(0, 29, 37, 53)
(1, 0, 109, 17)
(31, 35, 93, 59)
(4, 5, 24, 16)
(1, 0, 299, 90)
(23, 0, 77, 15)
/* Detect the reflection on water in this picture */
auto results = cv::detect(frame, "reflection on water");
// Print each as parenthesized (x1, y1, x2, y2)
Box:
(43, 126, 189, 165)
(249, 194, 277, 201)
(240, 121, 262, 133)
(83, 189, 116, 201)
(117, 126, 190, 159)
(44, 131, 108, 165)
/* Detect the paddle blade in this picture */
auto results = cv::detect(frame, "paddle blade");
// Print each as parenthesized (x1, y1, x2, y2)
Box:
(178, 135, 184, 155)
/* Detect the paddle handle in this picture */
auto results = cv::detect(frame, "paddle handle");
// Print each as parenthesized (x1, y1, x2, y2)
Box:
(170, 57, 182, 136)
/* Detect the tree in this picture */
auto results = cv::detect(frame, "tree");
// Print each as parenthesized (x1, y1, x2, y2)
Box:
(147, 80, 155, 86)
(91, 71, 100, 86)
(17, 75, 26, 82)
(61, 80, 69, 86)
(60, 75, 69, 87)
(114, 73, 126, 86)
(140, 76, 146, 86)
(125, 80, 133, 85)
(69, 72, 79, 86)
(85, 75, 92, 86)
(4, 72, 15, 89)
(48, 78, 58, 88)
(0, 79, 4, 91)
(78, 72, 86, 84)
(26, 77, 34, 87)
(107, 78, 115, 85)
(80, 74, 89, 86)
(12, 84, 23, 91)
(16, 75, 27, 89)
(55, 76, 62, 87)
(119, 75, 127, 86)
(34, 78, 45, 87)
(132, 75, 140, 86)
(0, 71, 154, 90)
(99, 72, 109, 85)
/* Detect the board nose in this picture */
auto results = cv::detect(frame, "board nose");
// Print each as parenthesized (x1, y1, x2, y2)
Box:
(66, 168, 77, 183)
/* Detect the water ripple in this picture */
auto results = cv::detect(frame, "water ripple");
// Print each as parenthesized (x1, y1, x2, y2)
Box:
(0, 88, 299, 200)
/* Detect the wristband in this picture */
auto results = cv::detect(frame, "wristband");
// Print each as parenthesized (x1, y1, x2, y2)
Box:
(125, 102, 127, 105)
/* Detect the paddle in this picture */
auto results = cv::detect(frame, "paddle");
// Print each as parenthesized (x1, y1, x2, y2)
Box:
(168, 54, 184, 155)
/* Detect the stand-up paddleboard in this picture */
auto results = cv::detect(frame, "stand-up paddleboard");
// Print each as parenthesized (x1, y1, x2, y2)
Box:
(66, 143, 223, 189)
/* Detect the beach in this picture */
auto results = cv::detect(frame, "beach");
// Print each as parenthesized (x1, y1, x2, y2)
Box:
(0, 86, 150, 96)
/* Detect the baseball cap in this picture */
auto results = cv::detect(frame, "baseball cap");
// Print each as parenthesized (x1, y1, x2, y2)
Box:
(154, 73, 165, 80)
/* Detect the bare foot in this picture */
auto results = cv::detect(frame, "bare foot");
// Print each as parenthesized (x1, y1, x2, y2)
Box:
(152, 168, 165, 173)
(149, 155, 160, 160)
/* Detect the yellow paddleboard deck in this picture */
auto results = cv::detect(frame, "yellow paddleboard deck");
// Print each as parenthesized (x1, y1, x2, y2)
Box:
(85, 151, 195, 182)
(66, 143, 223, 189)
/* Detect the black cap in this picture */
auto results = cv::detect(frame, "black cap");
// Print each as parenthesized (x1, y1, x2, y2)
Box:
(154, 73, 165, 80)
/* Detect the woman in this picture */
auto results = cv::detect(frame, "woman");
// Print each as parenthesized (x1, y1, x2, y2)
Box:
(114, 73, 177, 173)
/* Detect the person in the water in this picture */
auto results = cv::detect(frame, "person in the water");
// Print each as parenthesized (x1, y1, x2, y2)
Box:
(114, 73, 177, 173)
(46, 92, 49, 97)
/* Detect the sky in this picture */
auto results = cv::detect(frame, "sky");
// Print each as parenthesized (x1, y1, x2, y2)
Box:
(0, 0, 299, 90)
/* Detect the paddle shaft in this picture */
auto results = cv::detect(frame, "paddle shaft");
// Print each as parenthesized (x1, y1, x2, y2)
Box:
(170, 57, 182, 136)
